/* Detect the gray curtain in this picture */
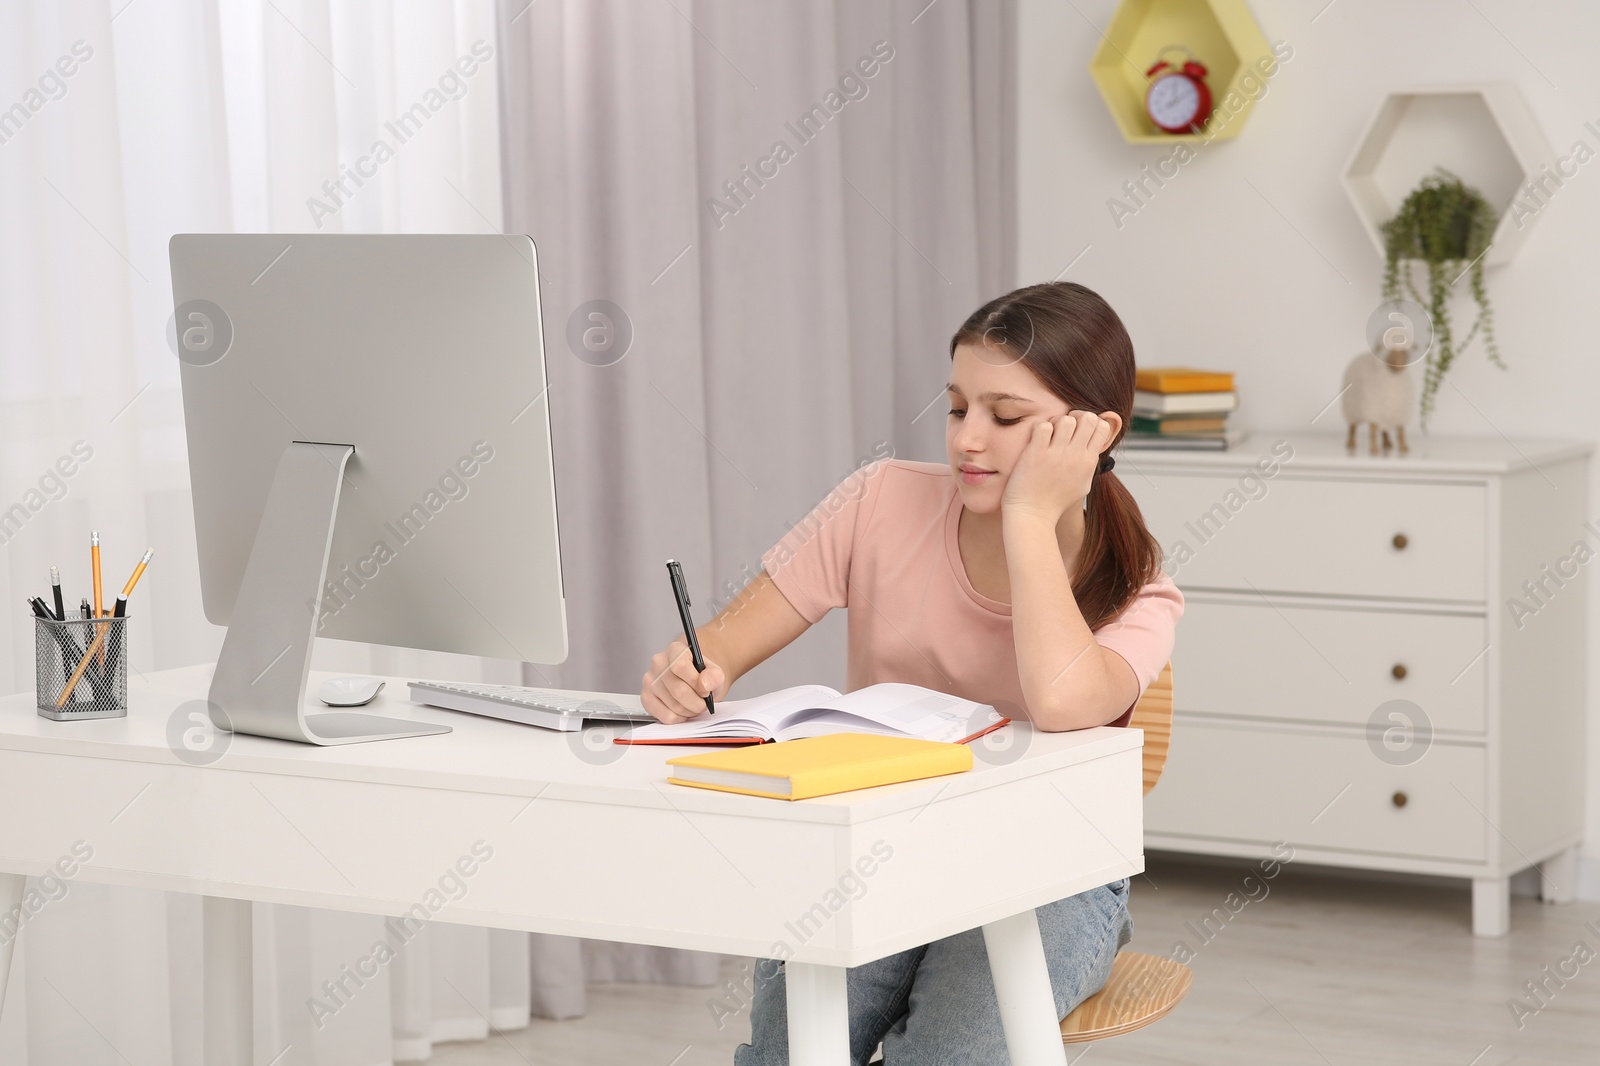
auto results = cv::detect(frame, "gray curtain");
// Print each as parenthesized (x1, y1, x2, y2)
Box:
(495, 0, 1014, 1017)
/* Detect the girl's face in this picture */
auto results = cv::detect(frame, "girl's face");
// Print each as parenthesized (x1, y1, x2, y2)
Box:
(945, 341, 1072, 514)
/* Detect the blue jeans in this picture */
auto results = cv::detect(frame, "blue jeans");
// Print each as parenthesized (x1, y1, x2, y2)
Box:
(734, 878, 1133, 1065)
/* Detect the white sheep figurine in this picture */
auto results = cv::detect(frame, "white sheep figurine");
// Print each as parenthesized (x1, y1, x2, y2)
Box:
(1341, 335, 1415, 455)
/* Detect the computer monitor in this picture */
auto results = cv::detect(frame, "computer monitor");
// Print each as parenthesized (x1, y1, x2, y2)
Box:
(169, 234, 567, 745)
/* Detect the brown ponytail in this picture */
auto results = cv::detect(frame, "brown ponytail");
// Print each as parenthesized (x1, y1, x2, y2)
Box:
(949, 282, 1161, 630)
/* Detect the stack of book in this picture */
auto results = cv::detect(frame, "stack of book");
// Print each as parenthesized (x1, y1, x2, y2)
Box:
(1125, 367, 1244, 449)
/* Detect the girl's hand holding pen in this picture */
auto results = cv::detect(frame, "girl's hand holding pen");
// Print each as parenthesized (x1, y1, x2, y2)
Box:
(641, 634, 728, 724)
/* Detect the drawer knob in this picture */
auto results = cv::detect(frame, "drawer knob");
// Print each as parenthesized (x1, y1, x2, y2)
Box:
(1392, 532, 1409, 550)
(1392, 663, 1408, 680)
(1392, 791, 1408, 809)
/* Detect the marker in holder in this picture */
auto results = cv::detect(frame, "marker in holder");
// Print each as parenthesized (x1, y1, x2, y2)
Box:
(35, 614, 129, 721)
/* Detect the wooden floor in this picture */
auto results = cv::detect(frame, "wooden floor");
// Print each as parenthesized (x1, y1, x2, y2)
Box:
(428, 856, 1600, 1065)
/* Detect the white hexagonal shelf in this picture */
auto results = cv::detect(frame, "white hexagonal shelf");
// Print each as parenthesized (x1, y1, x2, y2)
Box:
(1342, 84, 1554, 268)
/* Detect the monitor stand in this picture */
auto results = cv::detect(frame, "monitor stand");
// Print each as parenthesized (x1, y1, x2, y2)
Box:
(208, 442, 451, 745)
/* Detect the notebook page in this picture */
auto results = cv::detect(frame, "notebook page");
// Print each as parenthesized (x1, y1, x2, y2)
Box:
(622, 684, 842, 741)
(776, 685, 1004, 743)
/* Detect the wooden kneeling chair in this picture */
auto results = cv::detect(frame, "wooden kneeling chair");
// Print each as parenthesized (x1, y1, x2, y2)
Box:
(1059, 663, 1192, 1046)
(868, 667, 1187, 1062)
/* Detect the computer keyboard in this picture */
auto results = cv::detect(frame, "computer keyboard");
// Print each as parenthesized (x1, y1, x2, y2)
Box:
(408, 680, 655, 732)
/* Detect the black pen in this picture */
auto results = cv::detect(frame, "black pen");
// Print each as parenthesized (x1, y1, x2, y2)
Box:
(106, 598, 127, 690)
(50, 566, 65, 620)
(666, 559, 714, 716)
(32, 598, 78, 677)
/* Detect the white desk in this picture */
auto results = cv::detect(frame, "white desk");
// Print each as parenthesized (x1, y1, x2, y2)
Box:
(0, 665, 1144, 1065)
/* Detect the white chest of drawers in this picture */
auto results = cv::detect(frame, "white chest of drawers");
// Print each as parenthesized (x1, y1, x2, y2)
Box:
(1119, 432, 1591, 936)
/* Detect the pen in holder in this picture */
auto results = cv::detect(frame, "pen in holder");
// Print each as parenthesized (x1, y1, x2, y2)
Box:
(35, 614, 129, 721)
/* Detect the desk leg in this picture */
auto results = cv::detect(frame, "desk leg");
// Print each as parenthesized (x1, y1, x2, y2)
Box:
(982, 909, 1067, 1066)
(785, 962, 849, 1066)
(0, 873, 24, 1020)
(203, 896, 254, 1064)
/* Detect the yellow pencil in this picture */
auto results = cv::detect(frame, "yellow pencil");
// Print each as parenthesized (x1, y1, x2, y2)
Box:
(57, 626, 109, 709)
(120, 548, 154, 598)
(96, 548, 154, 670)
(91, 531, 106, 667)
(90, 531, 103, 617)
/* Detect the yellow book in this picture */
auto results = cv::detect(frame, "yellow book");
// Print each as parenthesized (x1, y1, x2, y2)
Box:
(666, 733, 974, 800)
(1135, 367, 1235, 394)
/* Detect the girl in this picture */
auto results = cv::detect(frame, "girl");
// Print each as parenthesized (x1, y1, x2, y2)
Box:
(641, 281, 1182, 1065)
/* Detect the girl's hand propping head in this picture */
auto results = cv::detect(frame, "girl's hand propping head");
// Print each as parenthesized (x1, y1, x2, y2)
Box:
(944, 335, 1123, 522)
(1000, 410, 1118, 524)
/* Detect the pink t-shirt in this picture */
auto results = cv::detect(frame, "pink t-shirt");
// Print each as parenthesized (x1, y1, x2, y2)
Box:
(760, 458, 1183, 728)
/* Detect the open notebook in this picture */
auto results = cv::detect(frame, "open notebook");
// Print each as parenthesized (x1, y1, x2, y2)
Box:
(616, 683, 1010, 746)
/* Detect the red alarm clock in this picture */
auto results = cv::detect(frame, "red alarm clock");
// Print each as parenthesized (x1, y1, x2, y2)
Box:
(1144, 46, 1212, 134)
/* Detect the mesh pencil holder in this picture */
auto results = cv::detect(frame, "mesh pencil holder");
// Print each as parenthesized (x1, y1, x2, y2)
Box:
(35, 615, 129, 721)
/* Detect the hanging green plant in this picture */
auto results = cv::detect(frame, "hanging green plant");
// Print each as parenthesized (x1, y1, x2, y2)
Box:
(1379, 167, 1502, 428)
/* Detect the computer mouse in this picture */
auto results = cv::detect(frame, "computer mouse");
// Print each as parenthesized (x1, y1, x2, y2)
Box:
(318, 676, 386, 707)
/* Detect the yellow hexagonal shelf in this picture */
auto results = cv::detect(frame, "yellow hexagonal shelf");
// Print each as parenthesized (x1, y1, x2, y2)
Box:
(1089, 0, 1276, 144)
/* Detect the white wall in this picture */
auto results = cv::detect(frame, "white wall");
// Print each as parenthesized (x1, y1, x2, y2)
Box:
(1015, 0, 1600, 894)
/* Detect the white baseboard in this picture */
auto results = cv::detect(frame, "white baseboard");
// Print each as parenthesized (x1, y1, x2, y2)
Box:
(490, 1006, 531, 1030)
(431, 1019, 489, 1043)
(392, 1038, 431, 1063)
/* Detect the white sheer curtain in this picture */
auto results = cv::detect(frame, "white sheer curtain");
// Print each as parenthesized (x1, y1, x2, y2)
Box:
(495, 0, 1015, 1016)
(0, 1, 529, 1063)
(0, 0, 1015, 1056)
